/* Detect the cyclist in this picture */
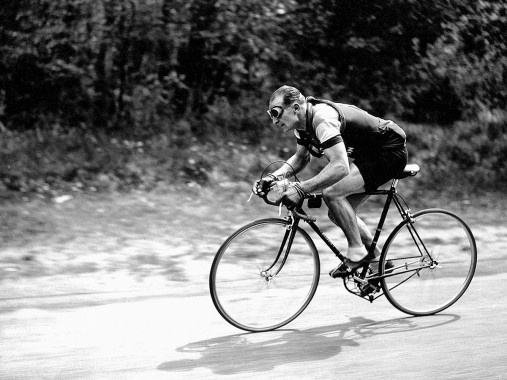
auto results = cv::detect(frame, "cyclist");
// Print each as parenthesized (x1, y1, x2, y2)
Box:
(253, 85, 407, 277)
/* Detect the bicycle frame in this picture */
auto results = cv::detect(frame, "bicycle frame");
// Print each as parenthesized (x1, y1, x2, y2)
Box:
(301, 178, 411, 262)
(269, 177, 436, 293)
(212, 165, 476, 330)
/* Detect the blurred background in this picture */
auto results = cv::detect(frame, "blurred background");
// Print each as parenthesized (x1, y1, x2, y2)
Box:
(0, 0, 506, 197)
(1, 4, 506, 377)
(0, 1, 506, 285)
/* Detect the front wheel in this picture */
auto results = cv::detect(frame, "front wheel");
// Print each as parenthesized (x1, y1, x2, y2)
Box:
(210, 218, 320, 332)
(379, 209, 477, 315)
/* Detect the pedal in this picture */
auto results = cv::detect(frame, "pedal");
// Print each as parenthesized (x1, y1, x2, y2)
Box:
(358, 281, 379, 299)
(342, 273, 381, 302)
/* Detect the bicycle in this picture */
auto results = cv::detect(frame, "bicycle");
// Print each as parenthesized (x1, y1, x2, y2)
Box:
(209, 163, 477, 332)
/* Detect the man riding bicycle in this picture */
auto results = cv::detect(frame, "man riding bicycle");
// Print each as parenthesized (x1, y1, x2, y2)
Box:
(253, 85, 408, 277)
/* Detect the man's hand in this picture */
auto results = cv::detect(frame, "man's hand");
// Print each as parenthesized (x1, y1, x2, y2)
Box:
(252, 174, 277, 197)
(281, 182, 308, 209)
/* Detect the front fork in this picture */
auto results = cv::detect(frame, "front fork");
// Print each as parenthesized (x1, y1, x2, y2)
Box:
(261, 215, 299, 280)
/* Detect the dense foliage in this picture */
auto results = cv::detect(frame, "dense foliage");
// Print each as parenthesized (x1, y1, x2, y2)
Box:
(0, 0, 506, 194)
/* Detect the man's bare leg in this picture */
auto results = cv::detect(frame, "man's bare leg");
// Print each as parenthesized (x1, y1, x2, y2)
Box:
(356, 217, 380, 258)
(323, 164, 368, 262)
(347, 193, 381, 258)
(326, 198, 366, 261)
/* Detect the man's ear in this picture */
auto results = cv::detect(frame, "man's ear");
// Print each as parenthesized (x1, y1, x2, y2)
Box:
(293, 103, 300, 112)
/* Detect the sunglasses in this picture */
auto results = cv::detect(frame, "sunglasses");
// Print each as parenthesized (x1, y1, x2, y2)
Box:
(267, 106, 286, 120)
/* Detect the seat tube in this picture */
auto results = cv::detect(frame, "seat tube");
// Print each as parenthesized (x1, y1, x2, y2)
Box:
(369, 185, 396, 255)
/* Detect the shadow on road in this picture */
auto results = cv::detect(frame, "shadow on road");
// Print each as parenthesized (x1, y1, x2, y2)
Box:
(158, 314, 460, 375)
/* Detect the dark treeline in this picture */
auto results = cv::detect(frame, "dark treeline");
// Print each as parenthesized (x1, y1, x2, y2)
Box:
(0, 0, 506, 193)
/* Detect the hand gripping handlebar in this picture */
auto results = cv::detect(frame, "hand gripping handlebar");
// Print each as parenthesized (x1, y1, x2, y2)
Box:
(261, 194, 317, 222)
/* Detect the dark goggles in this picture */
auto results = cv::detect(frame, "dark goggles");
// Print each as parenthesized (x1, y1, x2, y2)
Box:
(267, 106, 284, 120)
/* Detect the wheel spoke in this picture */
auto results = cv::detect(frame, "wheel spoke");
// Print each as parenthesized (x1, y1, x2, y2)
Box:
(210, 219, 320, 332)
(380, 209, 476, 315)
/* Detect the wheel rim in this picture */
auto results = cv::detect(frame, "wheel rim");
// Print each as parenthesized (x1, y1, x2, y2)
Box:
(380, 209, 476, 315)
(210, 219, 319, 331)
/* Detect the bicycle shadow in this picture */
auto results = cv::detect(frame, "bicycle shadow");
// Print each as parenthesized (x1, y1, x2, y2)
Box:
(158, 314, 460, 375)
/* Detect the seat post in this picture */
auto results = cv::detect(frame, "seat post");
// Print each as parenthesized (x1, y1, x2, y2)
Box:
(390, 178, 399, 191)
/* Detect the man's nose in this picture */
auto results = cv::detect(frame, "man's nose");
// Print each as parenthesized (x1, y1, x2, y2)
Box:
(272, 118, 279, 125)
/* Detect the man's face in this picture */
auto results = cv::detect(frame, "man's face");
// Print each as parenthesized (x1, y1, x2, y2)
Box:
(268, 96, 298, 133)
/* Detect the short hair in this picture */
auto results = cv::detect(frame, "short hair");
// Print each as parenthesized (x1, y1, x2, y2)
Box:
(269, 85, 305, 107)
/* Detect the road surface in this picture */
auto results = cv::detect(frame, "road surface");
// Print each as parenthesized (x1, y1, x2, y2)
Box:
(1, 198, 506, 379)
(1, 270, 506, 379)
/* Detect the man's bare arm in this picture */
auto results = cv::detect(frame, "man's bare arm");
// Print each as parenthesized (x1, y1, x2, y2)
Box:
(299, 142, 349, 193)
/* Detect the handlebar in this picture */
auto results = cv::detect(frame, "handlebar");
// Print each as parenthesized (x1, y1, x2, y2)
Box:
(261, 193, 319, 222)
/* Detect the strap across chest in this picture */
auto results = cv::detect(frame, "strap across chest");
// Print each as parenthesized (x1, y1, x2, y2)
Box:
(295, 102, 325, 157)
(295, 98, 345, 157)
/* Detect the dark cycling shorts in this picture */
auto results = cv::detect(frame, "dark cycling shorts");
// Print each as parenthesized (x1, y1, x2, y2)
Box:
(352, 131, 408, 192)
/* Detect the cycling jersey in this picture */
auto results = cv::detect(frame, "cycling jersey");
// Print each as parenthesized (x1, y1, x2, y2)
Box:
(294, 97, 406, 158)
(295, 97, 408, 191)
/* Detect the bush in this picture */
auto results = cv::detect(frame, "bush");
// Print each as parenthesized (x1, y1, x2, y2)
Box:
(407, 114, 507, 192)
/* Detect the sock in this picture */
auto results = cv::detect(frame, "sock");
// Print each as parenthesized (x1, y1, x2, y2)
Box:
(346, 246, 368, 262)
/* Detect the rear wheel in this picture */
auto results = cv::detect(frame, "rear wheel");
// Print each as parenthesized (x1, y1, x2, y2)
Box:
(210, 218, 320, 332)
(379, 209, 477, 315)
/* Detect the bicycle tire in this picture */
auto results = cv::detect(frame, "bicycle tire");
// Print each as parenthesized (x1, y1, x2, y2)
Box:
(379, 208, 477, 315)
(210, 218, 320, 332)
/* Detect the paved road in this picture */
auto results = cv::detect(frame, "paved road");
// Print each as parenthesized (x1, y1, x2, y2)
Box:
(1, 271, 506, 380)
(1, 201, 506, 379)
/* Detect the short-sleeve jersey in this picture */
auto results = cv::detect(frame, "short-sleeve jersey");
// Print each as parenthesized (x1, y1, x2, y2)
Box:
(294, 97, 406, 157)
